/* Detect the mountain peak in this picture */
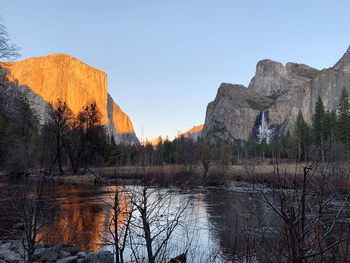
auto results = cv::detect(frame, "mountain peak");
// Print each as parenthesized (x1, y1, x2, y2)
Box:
(333, 45, 350, 70)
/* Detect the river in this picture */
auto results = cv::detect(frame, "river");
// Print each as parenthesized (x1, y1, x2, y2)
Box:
(0, 180, 349, 262)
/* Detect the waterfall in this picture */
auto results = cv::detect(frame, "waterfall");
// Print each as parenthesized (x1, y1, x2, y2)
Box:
(257, 110, 273, 144)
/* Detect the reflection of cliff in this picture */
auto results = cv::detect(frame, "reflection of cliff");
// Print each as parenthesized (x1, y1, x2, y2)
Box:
(0, 54, 139, 145)
(39, 185, 131, 251)
(203, 189, 279, 262)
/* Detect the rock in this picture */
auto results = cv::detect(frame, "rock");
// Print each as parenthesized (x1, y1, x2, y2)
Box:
(0, 54, 139, 145)
(9, 241, 21, 251)
(56, 255, 78, 263)
(107, 94, 139, 145)
(76, 251, 86, 258)
(59, 250, 71, 259)
(84, 251, 113, 263)
(33, 246, 60, 261)
(248, 59, 299, 96)
(63, 246, 82, 255)
(203, 46, 350, 143)
(96, 251, 113, 263)
(39, 251, 59, 262)
(179, 124, 204, 141)
(168, 253, 187, 263)
(33, 247, 46, 258)
(0, 243, 11, 250)
(202, 84, 261, 142)
(0, 249, 22, 263)
(84, 253, 97, 263)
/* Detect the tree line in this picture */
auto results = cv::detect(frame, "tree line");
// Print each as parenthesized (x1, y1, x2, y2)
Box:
(1, 85, 349, 176)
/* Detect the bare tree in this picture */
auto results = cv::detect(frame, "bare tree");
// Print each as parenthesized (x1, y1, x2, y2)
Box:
(0, 19, 20, 60)
(46, 99, 75, 174)
(0, 176, 56, 262)
(129, 185, 189, 263)
(258, 139, 350, 262)
(99, 185, 134, 263)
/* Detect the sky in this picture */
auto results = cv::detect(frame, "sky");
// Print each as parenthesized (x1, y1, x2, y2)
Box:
(2, 0, 350, 141)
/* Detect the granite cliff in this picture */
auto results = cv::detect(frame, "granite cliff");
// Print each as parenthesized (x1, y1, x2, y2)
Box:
(0, 54, 139, 145)
(179, 124, 204, 141)
(202, 46, 350, 143)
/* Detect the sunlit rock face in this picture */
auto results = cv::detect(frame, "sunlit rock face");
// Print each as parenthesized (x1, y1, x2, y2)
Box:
(203, 46, 350, 144)
(0, 54, 139, 145)
(179, 124, 204, 141)
(107, 94, 139, 145)
(0, 54, 108, 123)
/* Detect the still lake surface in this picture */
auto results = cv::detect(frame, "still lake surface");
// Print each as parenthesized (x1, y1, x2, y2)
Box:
(1, 180, 348, 262)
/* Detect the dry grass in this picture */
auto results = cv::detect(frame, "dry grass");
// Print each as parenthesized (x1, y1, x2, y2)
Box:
(3, 160, 348, 190)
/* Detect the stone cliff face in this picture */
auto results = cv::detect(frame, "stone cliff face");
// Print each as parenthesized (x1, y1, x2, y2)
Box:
(0, 54, 139, 145)
(179, 124, 204, 141)
(202, 46, 350, 143)
(107, 94, 139, 145)
(203, 84, 260, 142)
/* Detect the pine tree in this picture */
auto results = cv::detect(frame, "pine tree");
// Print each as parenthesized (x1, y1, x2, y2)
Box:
(337, 87, 350, 149)
(312, 97, 326, 161)
(295, 110, 310, 161)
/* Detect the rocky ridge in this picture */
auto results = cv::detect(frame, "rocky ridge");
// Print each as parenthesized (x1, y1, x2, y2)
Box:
(202, 46, 350, 143)
(179, 124, 204, 141)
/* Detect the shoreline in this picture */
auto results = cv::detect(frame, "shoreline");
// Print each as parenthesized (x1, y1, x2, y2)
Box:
(0, 162, 305, 187)
(1, 161, 349, 192)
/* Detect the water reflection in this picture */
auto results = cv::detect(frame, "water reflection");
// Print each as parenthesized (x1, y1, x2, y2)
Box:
(203, 188, 281, 262)
(39, 185, 131, 252)
(0, 183, 281, 262)
(2, 182, 348, 262)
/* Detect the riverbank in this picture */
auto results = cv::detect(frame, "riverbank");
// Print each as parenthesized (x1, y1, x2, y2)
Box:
(2, 160, 349, 191)
(0, 239, 113, 263)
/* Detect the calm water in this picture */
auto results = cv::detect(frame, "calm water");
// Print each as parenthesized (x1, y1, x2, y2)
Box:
(0, 180, 348, 262)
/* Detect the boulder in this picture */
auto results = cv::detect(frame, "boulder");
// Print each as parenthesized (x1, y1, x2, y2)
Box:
(76, 251, 86, 258)
(63, 246, 82, 255)
(0, 243, 11, 250)
(96, 251, 113, 263)
(59, 250, 71, 259)
(168, 253, 187, 263)
(84, 251, 113, 263)
(0, 249, 22, 263)
(33, 245, 62, 261)
(56, 255, 78, 263)
(84, 253, 97, 263)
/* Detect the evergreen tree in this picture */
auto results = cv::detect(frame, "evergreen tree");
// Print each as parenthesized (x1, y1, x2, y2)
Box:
(312, 97, 326, 143)
(337, 87, 350, 149)
(312, 97, 326, 161)
(294, 110, 310, 161)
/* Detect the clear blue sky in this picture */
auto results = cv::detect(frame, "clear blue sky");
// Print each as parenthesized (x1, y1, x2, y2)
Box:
(2, 1, 350, 141)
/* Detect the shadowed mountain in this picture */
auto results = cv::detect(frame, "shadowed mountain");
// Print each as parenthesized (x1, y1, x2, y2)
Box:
(202, 46, 350, 143)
